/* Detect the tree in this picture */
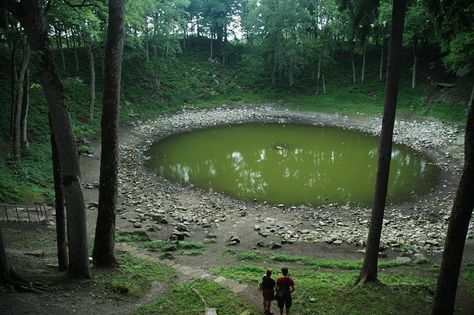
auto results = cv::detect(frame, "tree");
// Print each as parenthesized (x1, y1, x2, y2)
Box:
(4, 0, 90, 278)
(427, 0, 474, 313)
(93, 0, 125, 267)
(432, 90, 474, 315)
(358, 0, 407, 284)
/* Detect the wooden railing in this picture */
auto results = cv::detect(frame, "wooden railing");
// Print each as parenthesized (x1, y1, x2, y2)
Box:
(0, 203, 51, 222)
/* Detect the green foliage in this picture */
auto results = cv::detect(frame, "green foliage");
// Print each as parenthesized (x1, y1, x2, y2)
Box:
(95, 253, 175, 299)
(134, 279, 257, 315)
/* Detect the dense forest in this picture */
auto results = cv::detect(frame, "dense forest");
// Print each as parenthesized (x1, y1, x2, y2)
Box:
(0, 0, 473, 314)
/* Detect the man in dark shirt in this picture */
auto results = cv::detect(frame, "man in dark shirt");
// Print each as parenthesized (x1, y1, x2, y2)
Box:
(275, 267, 295, 315)
(261, 269, 276, 315)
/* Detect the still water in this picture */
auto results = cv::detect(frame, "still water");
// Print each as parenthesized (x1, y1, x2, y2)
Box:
(145, 123, 439, 207)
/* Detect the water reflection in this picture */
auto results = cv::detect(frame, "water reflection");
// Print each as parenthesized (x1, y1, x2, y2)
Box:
(146, 124, 439, 206)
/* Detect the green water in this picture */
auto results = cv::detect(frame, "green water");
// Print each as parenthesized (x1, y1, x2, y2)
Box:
(145, 123, 439, 207)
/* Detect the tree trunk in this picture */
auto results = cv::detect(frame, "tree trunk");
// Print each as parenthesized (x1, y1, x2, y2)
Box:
(361, 45, 366, 83)
(0, 226, 12, 285)
(10, 42, 16, 138)
(6, 0, 90, 278)
(351, 57, 356, 83)
(431, 83, 474, 315)
(145, 40, 149, 62)
(13, 45, 30, 160)
(411, 39, 416, 89)
(20, 66, 29, 149)
(88, 42, 95, 119)
(92, 0, 125, 268)
(74, 41, 80, 76)
(358, 0, 407, 284)
(316, 57, 321, 93)
(210, 32, 213, 60)
(379, 44, 384, 80)
(58, 30, 66, 71)
(288, 57, 294, 87)
(322, 73, 326, 94)
(50, 115, 68, 271)
(271, 48, 277, 88)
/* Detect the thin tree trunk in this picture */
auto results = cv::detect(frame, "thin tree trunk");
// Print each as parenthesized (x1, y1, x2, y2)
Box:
(50, 115, 68, 271)
(93, 0, 125, 267)
(74, 41, 79, 76)
(322, 73, 326, 94)
(379, 44, 384, 80)
(88, 42, 95, 119)
(6, 0, 90, 278)
(431, 83, 474, 315)
(210, 32, 213, 60)
(361, 44, 366, 83)
(145, 40, 149, 62)
(358, 0, 407, 284)
(272, 48, 277, 88)
(10, 42, 16, 137)
(58, 30, 66, 71)
(351, 57, 356, 83)
(411, 39, 416, 89)
(20, 66, 29, 149)
(316, 57, 321, 93)
(288, 57, 294, 87)
(13, 45, 30, 160)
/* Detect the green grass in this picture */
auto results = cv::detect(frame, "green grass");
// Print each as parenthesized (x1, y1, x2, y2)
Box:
(116, 235, 206, 256)
(213, 264, 436, 315)
(134, 279, 257, 315)
(94, 253, 175, 299)
(224, 249, 401, 270)
(464, 263, 474, 296)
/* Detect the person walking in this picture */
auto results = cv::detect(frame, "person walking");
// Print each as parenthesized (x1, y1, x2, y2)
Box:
(260, 269, 276, 315)
(275, 267, 295, 315)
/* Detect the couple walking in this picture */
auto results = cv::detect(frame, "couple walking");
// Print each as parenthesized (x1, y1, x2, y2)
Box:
(259, 267, 295, 315)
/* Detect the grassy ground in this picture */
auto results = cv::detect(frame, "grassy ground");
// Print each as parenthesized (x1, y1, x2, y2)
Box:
(213, 249, 474, 315)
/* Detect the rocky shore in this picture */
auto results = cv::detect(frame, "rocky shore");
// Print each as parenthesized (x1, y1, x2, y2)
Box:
(110, 104, 471, 256)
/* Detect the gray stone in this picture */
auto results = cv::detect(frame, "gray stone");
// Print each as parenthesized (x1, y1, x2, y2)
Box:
(396, 256, 411, 265)
(176, 223, 189, 232)
(133, 222, 142, 228)
(270, 242, 282, 249)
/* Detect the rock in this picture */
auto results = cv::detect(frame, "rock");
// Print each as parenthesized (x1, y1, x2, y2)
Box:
(258, 231, 270, 237)
(160, 253, 174, 260)
(227, 234, 240, 246)
(206, 233, 218, 239)
(24, 250, 45, 257)
(133, 222, 142, 228)
(164, 245, 177, 252)
(147, 225, 161, 232)
(396, 256, 411, 265)
(333, 240, 343, 245)
(309, 298, 316, 303)
(254, 225, 261, 231)
(425, 239, 439, 246)
(170, 232, 185, 241)
(378, 252, 387, 258)
(356, 249, 366, 254)
(269, 242, 282, 249)
(414, 253, 429, 264)
(176, 223, 189, 232)
(256, 241, 265, 247)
